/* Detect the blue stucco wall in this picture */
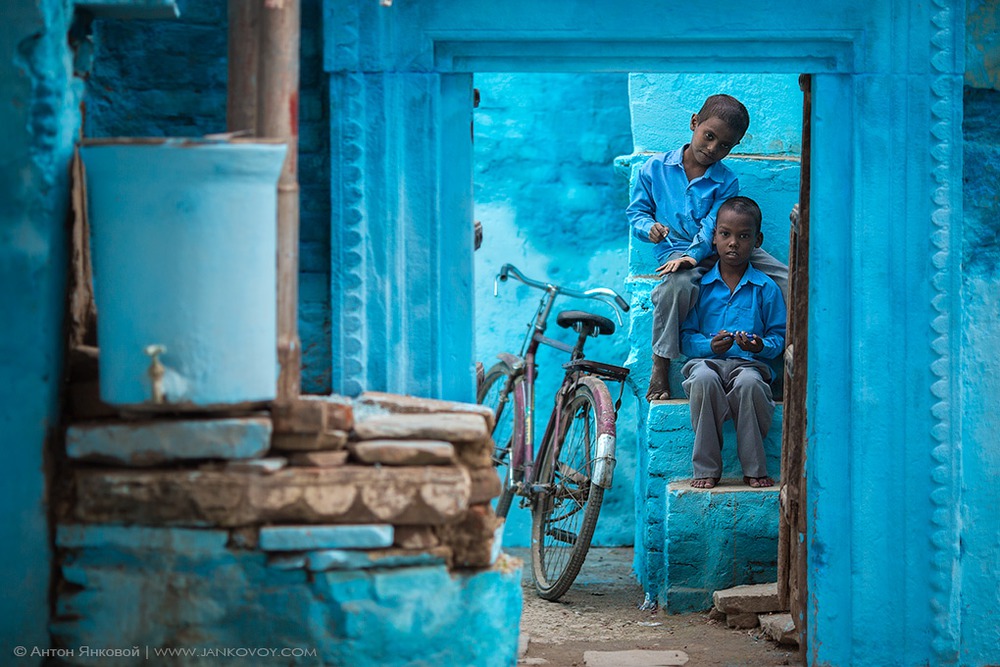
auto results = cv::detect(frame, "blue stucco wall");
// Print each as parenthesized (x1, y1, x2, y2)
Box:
(52, 525, 522, 667)
(0, 0, 81, 656)
(959, 85, 1000, 666)
(472, 72, 636, 547)
(84, 0, 332, 394)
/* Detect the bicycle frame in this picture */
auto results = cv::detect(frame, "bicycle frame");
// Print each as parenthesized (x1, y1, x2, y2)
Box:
(493, 264, 627, 496)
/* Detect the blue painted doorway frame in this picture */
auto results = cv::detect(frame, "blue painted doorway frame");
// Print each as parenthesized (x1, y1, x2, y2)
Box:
(322, 2, 965, 665)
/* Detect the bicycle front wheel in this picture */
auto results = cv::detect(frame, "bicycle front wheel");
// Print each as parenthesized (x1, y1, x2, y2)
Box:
(477, 360, 520, 519)
(530, 378, 616, 600)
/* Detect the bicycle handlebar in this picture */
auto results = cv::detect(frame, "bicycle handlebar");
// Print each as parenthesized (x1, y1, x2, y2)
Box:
(494, 263, 630, 314)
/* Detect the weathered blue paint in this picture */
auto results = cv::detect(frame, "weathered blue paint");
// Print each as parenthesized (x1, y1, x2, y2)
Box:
(959, 85, 1000, 665)
(66, 416, 272, 465)
(306, 549, 447, 571)
(645, 404, 784, 483)
(320, 2, 979, 664)
(52, 524, 522, 667)
(965, 0, 999, 90)
(326, 67, 476, 400)
(2, 1, 996, 665)
(259, 525, 394, 551)
(472, 72, 636, 548)
(81, 140, 286, 408)
(663, 484, 779, 613)
(0, 0, 82, 657)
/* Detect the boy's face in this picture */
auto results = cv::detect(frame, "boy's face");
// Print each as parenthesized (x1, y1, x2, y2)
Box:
(713, 209, 762, 269)
(689, 114, 743, 167)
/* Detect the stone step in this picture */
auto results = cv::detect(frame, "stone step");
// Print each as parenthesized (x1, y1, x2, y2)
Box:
(662, 482, 779, 613)
(644, 401, 784, 482)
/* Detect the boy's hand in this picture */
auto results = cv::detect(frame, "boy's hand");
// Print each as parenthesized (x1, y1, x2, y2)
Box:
(734, 331, 764, 354)
(648, 223, 669, 244)
(656, 255, 696, 277)
(710, 330, 735, 354)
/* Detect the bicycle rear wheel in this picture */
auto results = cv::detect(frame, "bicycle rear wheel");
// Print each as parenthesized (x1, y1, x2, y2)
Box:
(530, 378, 616, 601)
(477, 360, 520, 519)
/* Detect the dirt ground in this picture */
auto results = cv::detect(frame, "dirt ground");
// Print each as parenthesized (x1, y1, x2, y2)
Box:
(508, 548, 799, 667)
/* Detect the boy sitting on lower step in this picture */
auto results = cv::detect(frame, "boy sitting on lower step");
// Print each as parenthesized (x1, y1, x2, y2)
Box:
(679, 196, 786, 489)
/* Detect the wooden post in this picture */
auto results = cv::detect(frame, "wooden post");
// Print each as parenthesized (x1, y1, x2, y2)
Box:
(778, 73, 811, 662)
(226, 0, 260, 134)
(257, 0, 301, 403)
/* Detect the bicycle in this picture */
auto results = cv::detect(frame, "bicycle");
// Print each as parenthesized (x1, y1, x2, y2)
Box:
(477, 263, 630, 601)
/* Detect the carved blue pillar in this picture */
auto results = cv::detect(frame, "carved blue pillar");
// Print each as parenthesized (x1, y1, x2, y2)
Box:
(325, 2, 474, 400)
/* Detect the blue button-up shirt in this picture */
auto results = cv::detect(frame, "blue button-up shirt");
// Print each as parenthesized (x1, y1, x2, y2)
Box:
(680, 263, 786, 361)
(626, 147, 739, 265)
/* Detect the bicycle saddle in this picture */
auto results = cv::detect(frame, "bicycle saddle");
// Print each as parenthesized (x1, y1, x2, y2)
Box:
(556, 310, 616, 336)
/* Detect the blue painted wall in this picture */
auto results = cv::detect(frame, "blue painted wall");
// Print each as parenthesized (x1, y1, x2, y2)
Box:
(472, 72, 635, 547)
(84, 0, 332, 394)
(959, 83, 1000, 665)
(0, 0, 81, 656)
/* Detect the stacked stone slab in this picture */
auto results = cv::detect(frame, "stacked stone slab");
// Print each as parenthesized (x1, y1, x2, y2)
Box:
(56, 387, 520, 666)
(710, 583, 799, 647)
(618, 152, 788, 613)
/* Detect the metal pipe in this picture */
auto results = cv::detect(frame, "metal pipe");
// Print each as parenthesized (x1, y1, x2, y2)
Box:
(226, 0, 259, 134)
(257, 0, 301, 402)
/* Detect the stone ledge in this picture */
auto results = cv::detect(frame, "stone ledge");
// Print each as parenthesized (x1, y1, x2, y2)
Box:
(647, 403, 784, 482)
(73, 465, 472, 527)
(66, 416, 272, 466)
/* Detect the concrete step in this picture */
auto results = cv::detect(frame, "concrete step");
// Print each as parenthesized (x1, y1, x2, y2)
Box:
(662, 481, 779, 613)
(644, 401, 784, 483)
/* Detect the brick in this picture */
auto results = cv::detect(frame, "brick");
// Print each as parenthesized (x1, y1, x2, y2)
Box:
(55, 524, 228, 553)
(348, 439, 455, 466)
(74, 465, 472, 527)
(271, 429, 348, 452)
(224, 458, 287, 474)
(435, 504, 502, 569)
(306, 547, 450, 572)
(288, 450, 349, 467)
(393, 526, 440, 550)
(467, 466, 502, 505)
(356, 391, 495, 431)
(272, 396, 354, 434)
(353, 412, 489, 443)
(259, 524, 393, 551)
(712, 582, 781, 615)
(66, 416, 271, 466)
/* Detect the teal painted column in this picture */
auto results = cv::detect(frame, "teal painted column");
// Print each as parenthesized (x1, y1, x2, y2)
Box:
(0, 0, 81, 656)
(326, 63, 476, 401)
(807, 46, 966, 665)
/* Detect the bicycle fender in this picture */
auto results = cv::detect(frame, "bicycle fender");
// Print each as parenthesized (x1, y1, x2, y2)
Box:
(496, 352, 525, 372)
(579, 376, 617, 489)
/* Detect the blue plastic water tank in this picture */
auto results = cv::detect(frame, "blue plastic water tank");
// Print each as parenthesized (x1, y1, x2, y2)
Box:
(81, 138, 287, 410)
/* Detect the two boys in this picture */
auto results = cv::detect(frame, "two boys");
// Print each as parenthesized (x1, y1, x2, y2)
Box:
(627, 94, 787, 487)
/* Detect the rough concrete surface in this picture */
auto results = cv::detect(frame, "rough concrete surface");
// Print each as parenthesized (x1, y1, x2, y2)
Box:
(513, 548, 796, 667)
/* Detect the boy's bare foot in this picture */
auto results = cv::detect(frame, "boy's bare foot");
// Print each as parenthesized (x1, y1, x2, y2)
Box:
(691, 477, 720, 489)
(646, 355, 671, 401)
(744, 476, 775, 488)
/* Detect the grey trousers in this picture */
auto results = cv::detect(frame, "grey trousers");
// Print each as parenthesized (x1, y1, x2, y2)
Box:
(681, 358, 774, 479)
(651, 248, 788, 359)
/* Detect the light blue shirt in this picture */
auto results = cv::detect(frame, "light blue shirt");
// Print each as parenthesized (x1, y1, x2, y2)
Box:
(626, 147, 739, 265)
(680, 263, 786, 361)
